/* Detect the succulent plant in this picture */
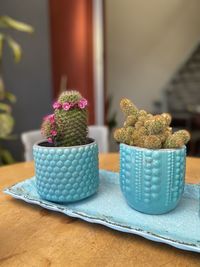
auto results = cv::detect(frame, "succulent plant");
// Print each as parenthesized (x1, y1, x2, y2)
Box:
(120, 98, 139, 116)
(114, 98, 190, 149)
(0, 16, 34, 165)
(41, 90, 88, 147)
(0, 113, 14, 138)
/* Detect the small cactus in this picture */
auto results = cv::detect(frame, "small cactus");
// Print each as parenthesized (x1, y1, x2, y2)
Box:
(114, 98, 190, 149)
(41, 90, 88, 146)
(143, 135, 162, 149)
(174, 130, 190, 143)
(120, 98, 139, 116)
(163, 130, 190, 149)
(124, 115, 138, 127)
(114, 127, 134, 144)
(144, 115, 168, 135)
(161, 113, 172, 126)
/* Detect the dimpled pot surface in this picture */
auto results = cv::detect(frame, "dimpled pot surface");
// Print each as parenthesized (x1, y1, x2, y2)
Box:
(120, 144, 186, 214)
(33, 140, 99, 203)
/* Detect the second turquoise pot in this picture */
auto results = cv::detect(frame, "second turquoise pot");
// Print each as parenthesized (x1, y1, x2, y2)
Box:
(120, 144, 186, 214)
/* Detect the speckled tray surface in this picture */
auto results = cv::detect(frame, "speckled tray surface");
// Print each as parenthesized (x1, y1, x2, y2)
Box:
(3, 170, 200, 253)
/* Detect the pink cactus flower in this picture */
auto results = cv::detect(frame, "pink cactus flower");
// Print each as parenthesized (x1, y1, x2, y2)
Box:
(51, 129, 57, 136)
(43, 114, 55, 123)
(47, 137, 53, 143)
(43, 115, 49, 121)
(63, 102, 72, 110)
(53, 101, 62, 109)
(78, 98, 88, 109)
(48, 114, 55, 123)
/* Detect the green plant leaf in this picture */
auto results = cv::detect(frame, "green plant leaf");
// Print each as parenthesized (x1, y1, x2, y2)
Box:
(0, 148, 15, 164)
(0, 113, 14, 138)
(0, 102, 11, 112)
(0, 134, 17, 140)
(0, 33, 4, 62)
(5, 91, 16, 103)
(0, 16, 34, 33)
(6, 36, 22, 63)
(0, 76, 5, 99)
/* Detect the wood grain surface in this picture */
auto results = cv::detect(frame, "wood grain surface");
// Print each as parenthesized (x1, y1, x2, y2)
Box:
(0, 154, 200, 267)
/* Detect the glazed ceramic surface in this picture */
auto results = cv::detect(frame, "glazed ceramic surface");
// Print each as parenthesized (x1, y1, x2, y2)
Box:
(33, 139, 99, 202)
(120, 144, 186, 214)
(3, 170, 200, 253)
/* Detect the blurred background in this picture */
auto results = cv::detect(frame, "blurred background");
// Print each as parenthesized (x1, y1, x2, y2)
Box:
(1, 0, 200, 164)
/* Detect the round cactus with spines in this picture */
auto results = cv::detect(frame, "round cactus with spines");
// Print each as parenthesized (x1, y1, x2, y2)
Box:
(41, 90, 88, 147)
(114, 128, 130, 144)
(120, 98, 139, 116)
(144, 115, 168, 135)
(124, 115, 138, 127)
(114, 98, 191, 149)
(143, 135, 162, 149)
(163, 130, 190, 149)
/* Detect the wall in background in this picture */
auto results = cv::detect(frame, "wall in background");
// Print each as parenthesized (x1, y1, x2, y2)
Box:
(49, 0, 95, 124)
(105, 0, 200, 127)
(1, 0, 52, 161)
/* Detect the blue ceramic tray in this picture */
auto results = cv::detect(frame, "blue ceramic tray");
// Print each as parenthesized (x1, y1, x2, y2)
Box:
(3, 170, 200, 253)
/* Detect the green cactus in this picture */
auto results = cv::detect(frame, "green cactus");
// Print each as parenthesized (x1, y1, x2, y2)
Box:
(174, 130, 190, 143)
(143, 135, 162, 149)
(135, 120, 144, 129)
(114, 98, 191, 149)
(133, 137, 145, 148)
(144, 115, 168, 135)
(163, 130, 190, 149)
(124, 115, 137, 127)
(114, 127, 133, 144)
(164, 134, 184, 149)
(161, 113, 172, 126)
(132, 127, 148, 140)
(120, 98, 139, 116)
(41, 90, 88, 147)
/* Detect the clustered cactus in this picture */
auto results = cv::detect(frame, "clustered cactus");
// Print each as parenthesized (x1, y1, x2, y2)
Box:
(114, 98, 190, 149)
(41, 90, 88, 147)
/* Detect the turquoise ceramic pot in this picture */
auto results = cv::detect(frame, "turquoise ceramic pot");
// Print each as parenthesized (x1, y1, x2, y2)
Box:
(120, 144, 186, 214)
(33, 138, 99, 202)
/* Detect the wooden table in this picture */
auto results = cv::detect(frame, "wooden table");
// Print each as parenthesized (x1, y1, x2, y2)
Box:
(0, 154, 200, 266)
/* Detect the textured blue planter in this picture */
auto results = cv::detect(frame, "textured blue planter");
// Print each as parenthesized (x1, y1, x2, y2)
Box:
(33, 139, 99, 203)
(120, 144, 186, 214)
